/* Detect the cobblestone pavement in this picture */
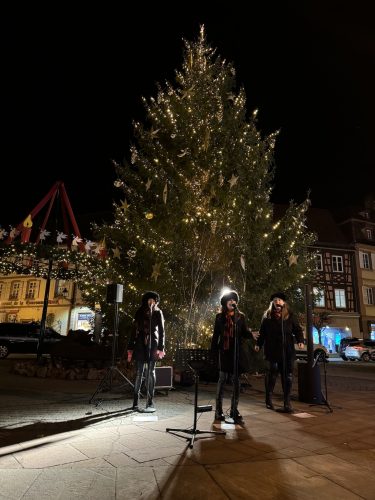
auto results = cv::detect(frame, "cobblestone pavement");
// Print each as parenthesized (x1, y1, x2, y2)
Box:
(1, 359, 375, 499)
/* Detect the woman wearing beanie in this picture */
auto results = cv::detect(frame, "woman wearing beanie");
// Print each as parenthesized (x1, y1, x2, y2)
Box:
(255, 292, 304, 413)
(127, 291, 165, 412)
(211, 290, 252, 424)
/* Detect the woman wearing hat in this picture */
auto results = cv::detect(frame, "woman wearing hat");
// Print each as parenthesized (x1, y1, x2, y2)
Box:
(255, 292, 304, 413)
(127, 291, 165, 412)
(211, 290, 252, 424)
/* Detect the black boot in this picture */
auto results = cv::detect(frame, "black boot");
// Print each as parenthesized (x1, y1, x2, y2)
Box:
(147, 398, 155, 409)
(215, 400, 225, 421)
(278, 373, 293, 413)
(132, 395, 139, 411)
(229, 408, 244, 424)
(265, 371, 277, 410)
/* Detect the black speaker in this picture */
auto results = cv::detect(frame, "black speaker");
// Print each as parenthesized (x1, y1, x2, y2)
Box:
(106, 284, 123, 304)
(155, 366, 173, 389)
(298, 362, 324, 404)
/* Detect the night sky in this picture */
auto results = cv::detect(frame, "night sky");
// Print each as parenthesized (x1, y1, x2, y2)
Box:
(2, 3, 374, 230)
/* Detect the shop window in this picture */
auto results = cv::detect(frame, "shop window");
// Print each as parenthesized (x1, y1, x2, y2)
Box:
(77, 312, 93, 331)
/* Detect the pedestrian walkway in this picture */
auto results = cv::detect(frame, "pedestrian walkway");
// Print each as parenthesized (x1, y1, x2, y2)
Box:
(1, 364, 375, 499)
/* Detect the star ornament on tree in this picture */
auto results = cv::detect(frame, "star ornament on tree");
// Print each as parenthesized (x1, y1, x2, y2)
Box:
(119, 199, 130, 212)
(228, 174, 239, 189)
(112, 247, 121, 259)
(288, 254, 299, 267)
(151, 262, 161, 282)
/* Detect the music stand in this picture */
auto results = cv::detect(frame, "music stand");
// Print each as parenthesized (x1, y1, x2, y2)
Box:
(89, 297, 134, 405)
(166, 361, 226, 449)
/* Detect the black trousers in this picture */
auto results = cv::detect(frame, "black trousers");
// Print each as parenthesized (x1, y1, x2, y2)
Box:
(134, 360, 156, 403)
(216, 371, 241, 412)
(266, 359, 293, 402)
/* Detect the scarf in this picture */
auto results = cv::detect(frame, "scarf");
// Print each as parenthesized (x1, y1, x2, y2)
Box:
(143, 308, 151, 346)
(223, 311, 235, 350)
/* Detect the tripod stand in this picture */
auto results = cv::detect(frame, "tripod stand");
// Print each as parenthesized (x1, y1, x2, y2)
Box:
(310, 352, 338, 413)
(89, 301, 134, 404)
(166, 363, 226, 449)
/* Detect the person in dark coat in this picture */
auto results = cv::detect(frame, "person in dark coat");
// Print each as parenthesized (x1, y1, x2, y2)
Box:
(211, 290, 252, 424)
(255, 292, 304, 413)
(127, 291, 165, 412)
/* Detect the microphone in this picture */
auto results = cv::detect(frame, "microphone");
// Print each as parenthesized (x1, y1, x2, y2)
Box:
(231, 303, 237, 309)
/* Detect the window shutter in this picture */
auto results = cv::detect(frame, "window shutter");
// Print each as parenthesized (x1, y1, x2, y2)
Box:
(371, 253, 375, 270)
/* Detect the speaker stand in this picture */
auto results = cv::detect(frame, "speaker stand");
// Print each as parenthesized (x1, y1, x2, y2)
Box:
(166, 364, 225, 449)
(89, 302, 134, 405)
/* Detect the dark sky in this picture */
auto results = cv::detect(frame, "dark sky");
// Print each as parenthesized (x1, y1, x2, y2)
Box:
(2, 3, 375, 229)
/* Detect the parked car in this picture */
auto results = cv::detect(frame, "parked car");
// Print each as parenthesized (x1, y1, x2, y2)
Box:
(295, 341, 329, 362)
(344, 340, 375, 362)
(0, 322, 63, 358)
(339, 337, 362, 360)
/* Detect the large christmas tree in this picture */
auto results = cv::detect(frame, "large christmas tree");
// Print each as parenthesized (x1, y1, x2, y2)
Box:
(94, 27, 316, 351)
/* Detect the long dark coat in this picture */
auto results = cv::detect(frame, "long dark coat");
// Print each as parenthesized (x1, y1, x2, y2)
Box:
(127, 306, 165, 362)
(211, 311, 252, 374)
(257, 313, 303, 363)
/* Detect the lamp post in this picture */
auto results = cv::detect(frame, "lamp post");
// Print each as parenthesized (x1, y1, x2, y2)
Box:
(297, 283, 323, 404)
(36, 258, 53, 363)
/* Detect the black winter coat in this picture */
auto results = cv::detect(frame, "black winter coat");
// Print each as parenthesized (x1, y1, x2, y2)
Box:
(211, 312, 252, 374)
(257, 313, 303, 363)
(127, 306, 165, 362)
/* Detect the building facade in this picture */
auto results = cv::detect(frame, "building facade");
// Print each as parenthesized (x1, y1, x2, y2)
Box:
(0, 274, 94, 334)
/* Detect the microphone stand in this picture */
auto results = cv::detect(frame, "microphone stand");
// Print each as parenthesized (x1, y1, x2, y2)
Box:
(143, 304, 156, 413)
(225, 304, 240, 424)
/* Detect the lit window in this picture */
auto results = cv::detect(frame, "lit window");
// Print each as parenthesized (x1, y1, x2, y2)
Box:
(316, 254, 323, 271)
(365, 228, 373, 239)
(25, 281, 38, 299)
(313, 287, 325, 307)
(9, 282, 21, 300)
(334, 288, 346, 308)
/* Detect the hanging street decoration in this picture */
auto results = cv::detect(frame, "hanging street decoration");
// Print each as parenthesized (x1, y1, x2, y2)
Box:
(0, 181, 111, 293)
(39, 229, 51, 241)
